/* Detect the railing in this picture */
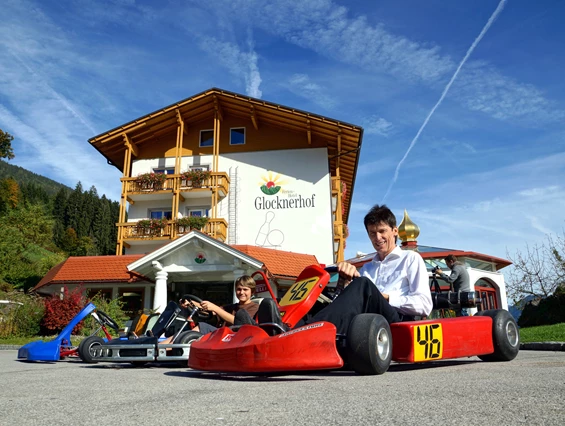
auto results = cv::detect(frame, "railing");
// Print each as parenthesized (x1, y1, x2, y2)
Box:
(121, 172, 230, 195)
(178, 172, 230, 195)
(122, 176, 176, 193)
(118, 218, 228, 242)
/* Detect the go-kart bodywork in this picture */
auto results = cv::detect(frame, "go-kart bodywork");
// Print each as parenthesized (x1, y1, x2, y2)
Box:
(18, 303, 116, 362)
(91, 301, 200, 364)
(188, 264, 519, 375)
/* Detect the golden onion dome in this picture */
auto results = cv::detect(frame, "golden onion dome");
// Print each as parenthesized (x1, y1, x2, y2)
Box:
(398, 209, 419, 244)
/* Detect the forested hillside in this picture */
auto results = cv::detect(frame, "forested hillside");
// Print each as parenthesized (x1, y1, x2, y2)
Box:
(0, 160, 119, 292)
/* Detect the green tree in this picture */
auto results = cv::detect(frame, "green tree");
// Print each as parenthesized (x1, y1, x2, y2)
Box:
(0, 129, 15, 160)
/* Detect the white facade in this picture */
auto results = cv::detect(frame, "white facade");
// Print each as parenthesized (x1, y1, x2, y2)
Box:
(128, 148, 334, 264)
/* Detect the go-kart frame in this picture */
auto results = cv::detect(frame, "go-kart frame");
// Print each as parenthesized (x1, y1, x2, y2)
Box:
(188, 264, 520, 375)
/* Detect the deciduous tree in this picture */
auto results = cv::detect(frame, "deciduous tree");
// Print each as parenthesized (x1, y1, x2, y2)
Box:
(506, 231, 565, 303)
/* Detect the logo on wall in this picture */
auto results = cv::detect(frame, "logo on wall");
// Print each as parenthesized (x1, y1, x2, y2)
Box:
(195, 252, 206, 264)
(259, 172, 287, 195)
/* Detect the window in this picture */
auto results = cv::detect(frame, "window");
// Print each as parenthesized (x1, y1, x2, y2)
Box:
(200, 130, 214, 147)
(189, 165, 209, 172)
(149, 209, 172, 220)
(230, 127, 245, 145)
(187, 208, 207, 217)
(153, 168, 175, 174)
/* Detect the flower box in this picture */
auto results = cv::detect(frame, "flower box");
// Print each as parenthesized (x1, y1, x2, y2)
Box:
(176, 216, 209, 233)
(181, 170, 211, 188)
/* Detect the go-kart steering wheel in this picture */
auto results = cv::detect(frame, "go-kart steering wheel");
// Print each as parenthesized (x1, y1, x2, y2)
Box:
(95, 310, 120, 331)
(184, 294, 213, 320)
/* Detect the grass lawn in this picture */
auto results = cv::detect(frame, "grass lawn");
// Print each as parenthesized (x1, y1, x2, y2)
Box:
(519, 323, 565, 343)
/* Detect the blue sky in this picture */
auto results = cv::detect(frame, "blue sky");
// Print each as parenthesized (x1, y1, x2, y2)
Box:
(1, 0, 564, 264)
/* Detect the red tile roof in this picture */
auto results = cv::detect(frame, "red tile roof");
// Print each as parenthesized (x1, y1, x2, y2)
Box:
(34, 247, 318, 292)
(231, 245, 319, 279)
(34, 255, 145, 291)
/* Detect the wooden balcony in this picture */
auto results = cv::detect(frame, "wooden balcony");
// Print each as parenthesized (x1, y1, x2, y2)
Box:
(179, 172, 230, 200)
(118, 217, 228, 246)
(121, 172, 230, 202)
(176, 218, 228, 242)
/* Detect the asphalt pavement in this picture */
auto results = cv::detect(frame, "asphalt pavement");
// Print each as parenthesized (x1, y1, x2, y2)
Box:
(1, 350, 564, 426)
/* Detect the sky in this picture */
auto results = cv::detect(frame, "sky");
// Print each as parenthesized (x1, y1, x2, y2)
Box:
(1, 0, 564, 265)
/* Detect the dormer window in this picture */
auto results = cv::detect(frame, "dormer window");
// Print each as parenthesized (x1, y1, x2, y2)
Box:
(200, 130, 214, 147)
(230, 127, 245, 145)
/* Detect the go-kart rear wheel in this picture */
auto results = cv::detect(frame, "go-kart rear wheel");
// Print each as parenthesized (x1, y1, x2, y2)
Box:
(476, 309, 519, 361)
(173, 331, 202, 365)
(174, 330, 203, 345)
(78, 336, 104, 363)
(346, 314, 392, 375)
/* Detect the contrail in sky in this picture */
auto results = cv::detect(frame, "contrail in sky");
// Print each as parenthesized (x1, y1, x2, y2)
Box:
(382, 0, 508, 202)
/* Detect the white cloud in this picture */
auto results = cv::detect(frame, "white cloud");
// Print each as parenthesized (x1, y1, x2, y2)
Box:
(198, 35, 263, 98)
(364, 116, 393, 137)
(286, 74, 336, 109)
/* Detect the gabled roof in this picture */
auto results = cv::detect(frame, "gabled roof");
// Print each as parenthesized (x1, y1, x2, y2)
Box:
(232, 245, 319, 279)
(126, 231, 264, 280)
(34, 240, 318, 292)
(88, 87, 363, 221)
(34, 255, 145, 292)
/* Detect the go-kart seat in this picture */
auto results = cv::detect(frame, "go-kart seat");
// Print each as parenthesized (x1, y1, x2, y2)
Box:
(234, 299, 288, 336)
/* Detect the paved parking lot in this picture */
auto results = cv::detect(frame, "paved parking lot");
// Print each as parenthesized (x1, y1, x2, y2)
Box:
(1, 350, 564, 426)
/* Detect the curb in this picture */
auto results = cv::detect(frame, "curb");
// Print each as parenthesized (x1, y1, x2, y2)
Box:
(0, 345, 21, 350)
(520, 342, 565, 351)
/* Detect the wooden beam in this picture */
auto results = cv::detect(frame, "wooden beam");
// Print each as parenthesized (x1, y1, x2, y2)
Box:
(214, 96, 224, 121)
(95, 122, 147, 143)
(127, 196, 134, 205)
(307, 119, 311, 145)
(250, 105, 259, 130)
(122, 134, 138, 157)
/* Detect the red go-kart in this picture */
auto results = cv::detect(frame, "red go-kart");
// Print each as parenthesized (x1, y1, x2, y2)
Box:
(188, 265, 519, 375)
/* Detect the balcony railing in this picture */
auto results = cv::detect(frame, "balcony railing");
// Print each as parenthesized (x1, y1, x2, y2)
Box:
(179, 172, 230, 195)
(118, 218, 228, 243)
(176, 218, 228, 242)
(122, 176, 176, 194)
(121, 172, 230, 197)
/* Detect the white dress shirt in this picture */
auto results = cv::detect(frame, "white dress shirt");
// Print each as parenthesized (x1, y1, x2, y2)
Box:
(359, 246, 432, 316)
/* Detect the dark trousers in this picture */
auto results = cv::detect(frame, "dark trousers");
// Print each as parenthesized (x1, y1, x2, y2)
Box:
(304, 277, 402, 335)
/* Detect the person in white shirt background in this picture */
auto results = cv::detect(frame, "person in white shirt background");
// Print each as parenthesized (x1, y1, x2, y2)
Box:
(304, 204, 433, 335)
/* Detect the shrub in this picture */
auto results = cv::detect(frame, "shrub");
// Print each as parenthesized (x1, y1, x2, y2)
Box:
(41, 286, 86, 334)
(80, 292, 130, 336)
(0, 291, 44, 337)
(518, 291, 565, 328)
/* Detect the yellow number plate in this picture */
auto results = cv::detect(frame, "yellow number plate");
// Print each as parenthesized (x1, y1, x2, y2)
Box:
(413, 323, 443, 361)
(279, 277, 319, 306)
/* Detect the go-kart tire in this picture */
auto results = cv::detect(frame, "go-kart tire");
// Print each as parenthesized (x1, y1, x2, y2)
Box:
(78, 336, 104, 363)
(174, 330, 203, 344)
(346, 314, 392, 375)
(476, 309, 519, 362)
(173, 331, 202, 365)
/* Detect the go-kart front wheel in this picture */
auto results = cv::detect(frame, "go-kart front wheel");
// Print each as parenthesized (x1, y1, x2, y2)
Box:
(475, 309, 519, 362)
(78, 336, 104, 363)
(346, 314, 392, 375)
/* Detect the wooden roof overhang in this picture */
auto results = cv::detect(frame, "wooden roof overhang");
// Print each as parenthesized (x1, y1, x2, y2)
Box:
(89, 88, 363, 222)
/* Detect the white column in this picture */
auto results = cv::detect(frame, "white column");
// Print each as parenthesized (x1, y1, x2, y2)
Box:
(153, 270, 168, 313)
